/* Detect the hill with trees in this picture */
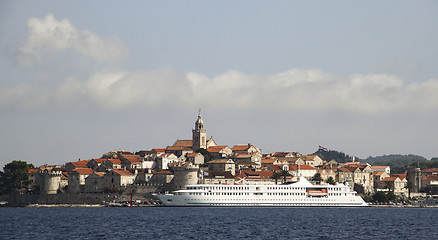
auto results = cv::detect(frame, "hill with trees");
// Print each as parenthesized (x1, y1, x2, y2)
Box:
(364, 154, 438, 173)
(313, 149, 356, 163)
(314, 150, 438, 174)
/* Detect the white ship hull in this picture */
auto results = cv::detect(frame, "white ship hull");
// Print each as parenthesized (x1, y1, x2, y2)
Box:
(154, 177, 368, 207)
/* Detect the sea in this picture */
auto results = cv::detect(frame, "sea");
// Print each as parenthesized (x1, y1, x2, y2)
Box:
(0, 207, 437, 239)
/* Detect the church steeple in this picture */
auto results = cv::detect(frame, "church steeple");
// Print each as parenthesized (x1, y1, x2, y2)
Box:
(195, 108, 204, 130)
(192, 108, 207, 151)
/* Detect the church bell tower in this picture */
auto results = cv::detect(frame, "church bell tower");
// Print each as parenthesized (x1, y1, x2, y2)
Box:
(192, 109, 207, 151)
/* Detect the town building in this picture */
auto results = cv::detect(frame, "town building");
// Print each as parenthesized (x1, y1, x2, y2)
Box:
(380, 176, 408, 196)
(206, 159, 236, 175)
(202, 171, 235, 185)
(84, 172, 105, 193)
(65, 160, 89, 173)
(104, 169, 136, 190)
(68, 168, 93, 193)
(186, 152, 205, 165)
(207, 146, 232, 159)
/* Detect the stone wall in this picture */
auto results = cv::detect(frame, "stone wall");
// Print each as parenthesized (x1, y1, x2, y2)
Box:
(6, 188, 157, 206)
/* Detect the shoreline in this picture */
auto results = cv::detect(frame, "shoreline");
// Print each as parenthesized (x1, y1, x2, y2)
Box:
(369, 204, 438, 208)
(22, 203, 162, 207)
(6, 203, 435, 208)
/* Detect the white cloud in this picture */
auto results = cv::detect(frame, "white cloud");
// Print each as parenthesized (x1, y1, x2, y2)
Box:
(2, 67, 438, 113)
(18, 13, 128, 65)
(5, 14, 438, 114)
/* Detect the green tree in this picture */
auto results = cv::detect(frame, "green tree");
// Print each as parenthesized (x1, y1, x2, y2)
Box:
(387, 191, 396, 202)
(372, 191, 388, 203)
(314, 149, 354, 163)
(0, 160, 34, 195)
(280, 170, 290, 184)
(271, 172, 281, 185)
(326, 176, 335, 185)
(311, 173, 322, 183)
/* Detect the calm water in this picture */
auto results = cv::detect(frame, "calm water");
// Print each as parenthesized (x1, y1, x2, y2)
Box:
(0, 207, 437, 239)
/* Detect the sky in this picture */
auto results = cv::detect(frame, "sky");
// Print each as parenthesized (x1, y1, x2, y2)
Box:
(1, 1, 438, 168)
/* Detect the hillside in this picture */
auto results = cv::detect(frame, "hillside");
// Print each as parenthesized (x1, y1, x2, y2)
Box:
(364, 154, 427, 166)
(313, 150, 356, 163)
(314, 151, 438, 174)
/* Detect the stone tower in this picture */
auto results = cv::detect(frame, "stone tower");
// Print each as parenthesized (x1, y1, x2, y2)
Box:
(171, 163, 199, 191)
(192, 109, 207, 151)
(407, 167, 422, 193)
(40, 169, 62, 194)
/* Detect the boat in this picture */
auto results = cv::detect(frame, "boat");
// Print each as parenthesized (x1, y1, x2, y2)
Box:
(153, 176, 368, 207)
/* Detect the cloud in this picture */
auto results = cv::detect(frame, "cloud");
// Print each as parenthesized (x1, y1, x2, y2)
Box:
(3, 66, 438, 114)
(4, 14, 438, 114)
(18, 13, 128, 66)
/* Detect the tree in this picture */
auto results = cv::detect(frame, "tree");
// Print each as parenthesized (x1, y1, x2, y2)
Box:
(372, 191, 388, 203)
(311, 173, 322, 184)
(354, 183, 365, 194)
(0, 160, 34, 195)
(280, 170, 290, 184)
(327, 176, 335, 185)
(271, 172, 281, 185)
(386, 191, 396, 202)
(314, 149, 354, 163)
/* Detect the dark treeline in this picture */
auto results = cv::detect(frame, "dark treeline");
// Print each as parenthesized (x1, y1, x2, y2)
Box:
(314, 150, 355, 163)
(315, 150, 438, 174)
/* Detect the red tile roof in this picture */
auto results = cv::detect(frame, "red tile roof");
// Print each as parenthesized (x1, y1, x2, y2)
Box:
(373, 171, 385, 176)
(236, 170, 273, 179)
(422, 175, 438, 181)
(166, 146, 192, 151)
(94, 172, 105, 177)
(108, 159, 122, 164)
(371, 166, 389, 169)
(337, 167, 352, 173)
(153, 148, 166, 153)
(206, 146, 228, 153)
(262, 158, 277, 164)
(270, 152, 290, 157)
(392, 174, 406, 180)
(120, 154, 142, 163)
(234, 153, 252, 158)
(232, 145, 250, 151)
(90, 158, 106, 163)
(112, 169, 134, 176)
(73, 168, 93, 175)
(288, 164, 316, 170)
(69, 160, 89, 168)
(381, 177, 400, 182)
(173, 140, 193, 147)
(344, 162, 361, 166)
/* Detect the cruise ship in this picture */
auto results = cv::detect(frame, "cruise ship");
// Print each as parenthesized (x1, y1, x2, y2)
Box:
(154, 177, 368, 207)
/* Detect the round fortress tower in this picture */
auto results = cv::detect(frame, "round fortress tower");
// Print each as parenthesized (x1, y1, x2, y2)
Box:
(40, 169, 62, 194)
(171, 163, 199, 191)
